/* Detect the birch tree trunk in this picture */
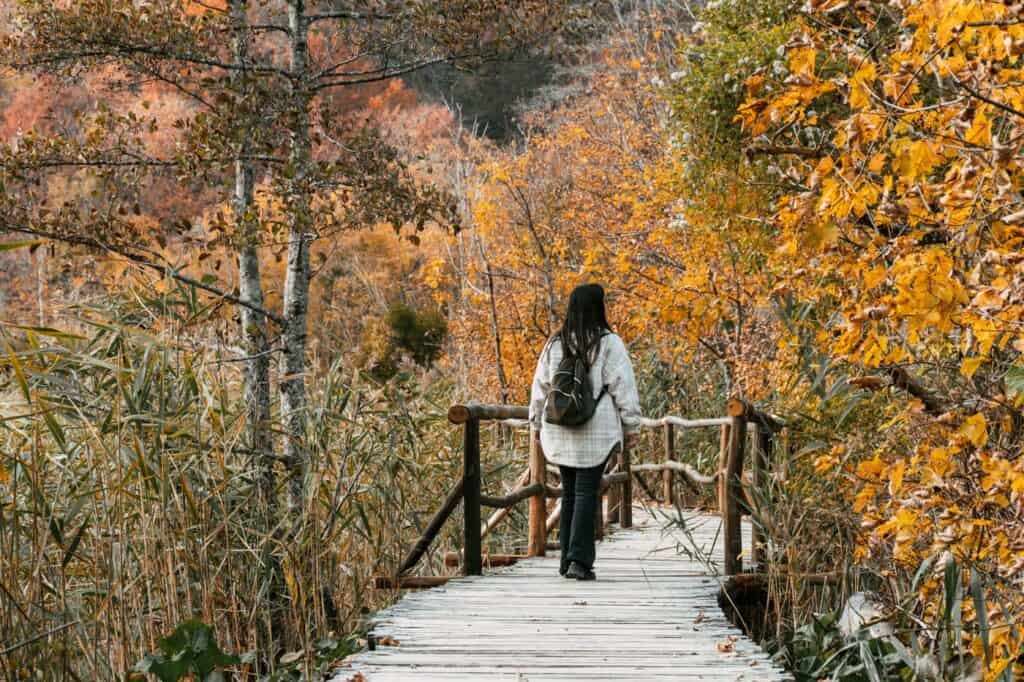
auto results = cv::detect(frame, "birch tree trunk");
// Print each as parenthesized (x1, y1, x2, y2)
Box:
(229, 0, 274, 502)
(282, 0, 313, 513)
(231, 0, 283, 656)
(472, 231, 509, 403)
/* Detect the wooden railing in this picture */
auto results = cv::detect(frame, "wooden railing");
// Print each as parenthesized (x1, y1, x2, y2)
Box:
(376, 398, 782, 588)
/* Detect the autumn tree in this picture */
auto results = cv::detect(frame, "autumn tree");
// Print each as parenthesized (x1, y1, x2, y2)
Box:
(1, 0, 587, 509)
(732, 0, 1024, 674)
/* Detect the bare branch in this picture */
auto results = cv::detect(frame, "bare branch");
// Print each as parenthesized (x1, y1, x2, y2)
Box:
(743, 144, 825, 159)
(3, 225, 284, 326)
(312, 56, 453, 91)
(9, 43, 290, 78)
(251, 24, 292, 36)
(307, 10, 392, 24)
(950, 74, 1024, 120)
(966, 19, 1024, 28)
(2, 154, 285, 170)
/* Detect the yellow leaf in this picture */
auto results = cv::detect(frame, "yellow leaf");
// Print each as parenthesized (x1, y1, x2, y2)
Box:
(889, 459, 906, 493)
(862, 267, 888, 289)
(960, 357, 984, 378)
(867, 152, 887, 173)
(789, 47, 818, 77)
(929, 448, 952, 477)
(813, 454, 838, 473)
(857, 454, 885, 478)
(959, 413, 988, 448)
(853, 484, 875, 512)
(966, 109, 992, 147)
(849, 61, 877, 109)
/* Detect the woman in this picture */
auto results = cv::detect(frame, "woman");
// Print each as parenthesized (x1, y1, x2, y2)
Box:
(529, 283, 642, 581)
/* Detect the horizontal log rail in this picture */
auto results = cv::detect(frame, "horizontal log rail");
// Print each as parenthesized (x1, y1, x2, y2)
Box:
(448, 403, 528, 424)
(600, 470, 629, 490)
(479, 482, 562, 508)
(640, 415, 730, 428)
(480, 468, 530, 541)
(382, 397, 783, 588)
(444, 552, 523, 568)
(630, 461, 715, 488)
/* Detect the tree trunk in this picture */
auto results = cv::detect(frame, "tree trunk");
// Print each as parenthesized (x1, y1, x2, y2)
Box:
(281, 0, 312, 513)
(35, 246, 45, 326)
(230, 0, 283, 662)
(473, 231, 509, 403)
(230, 0, 274, 505)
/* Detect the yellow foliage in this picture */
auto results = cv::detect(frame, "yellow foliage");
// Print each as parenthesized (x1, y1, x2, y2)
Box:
(733, 0, 1024, 660)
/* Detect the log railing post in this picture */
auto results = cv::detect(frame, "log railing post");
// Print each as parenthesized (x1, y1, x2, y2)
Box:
(618, 442, 633, 528)
(750, 424, 772, 569)
(722, 410, 747, 576)
(717, 422, 730, 514)
(662, 423, 676, 506)
(463, 418, 482, 576)
(605, 458, 620, 524)
(527, 429, 547, 557)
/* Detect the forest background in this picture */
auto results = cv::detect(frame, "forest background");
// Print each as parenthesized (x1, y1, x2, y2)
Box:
(2, 0, 1024, 679)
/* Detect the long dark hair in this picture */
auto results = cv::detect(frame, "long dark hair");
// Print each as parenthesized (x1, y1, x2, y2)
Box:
(556, 283, 612, 364)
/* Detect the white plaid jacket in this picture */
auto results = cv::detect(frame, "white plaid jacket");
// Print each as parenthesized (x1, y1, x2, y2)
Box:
(528, 333, 643, 468)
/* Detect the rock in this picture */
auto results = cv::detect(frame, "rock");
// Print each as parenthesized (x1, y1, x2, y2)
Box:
(837, 592, 894, 640)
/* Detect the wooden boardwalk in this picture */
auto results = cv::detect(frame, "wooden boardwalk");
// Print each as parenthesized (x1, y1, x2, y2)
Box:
(335, 506, 791, 681)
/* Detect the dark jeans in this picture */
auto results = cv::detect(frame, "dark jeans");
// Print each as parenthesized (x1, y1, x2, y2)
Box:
(558, 459, 607, 572)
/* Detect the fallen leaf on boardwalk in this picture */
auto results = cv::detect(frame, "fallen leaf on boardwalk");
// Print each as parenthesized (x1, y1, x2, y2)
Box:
(346, 675, 366, 682)
(717, 635, 738, 653)
(573, 600, 587, 606)
(694, 611, 705, 623)
(377, 636, 400, 647)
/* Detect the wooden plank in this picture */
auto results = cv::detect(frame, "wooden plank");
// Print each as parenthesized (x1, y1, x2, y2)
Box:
(335, 507, 791, 681)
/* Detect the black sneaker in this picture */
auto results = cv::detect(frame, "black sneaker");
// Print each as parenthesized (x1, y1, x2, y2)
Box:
(565, 561, 596, 581)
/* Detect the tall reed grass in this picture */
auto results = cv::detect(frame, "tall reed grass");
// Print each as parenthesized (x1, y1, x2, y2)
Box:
(0, 299, 529, 679)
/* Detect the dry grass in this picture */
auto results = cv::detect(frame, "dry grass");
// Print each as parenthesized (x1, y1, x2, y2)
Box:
(0, 303, 527, 679)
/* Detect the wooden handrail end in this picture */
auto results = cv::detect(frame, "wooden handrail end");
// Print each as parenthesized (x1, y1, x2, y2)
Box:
(448, 403, 530, 424)
(448, 404, 471, 424)
(726, 397, 748, 418)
